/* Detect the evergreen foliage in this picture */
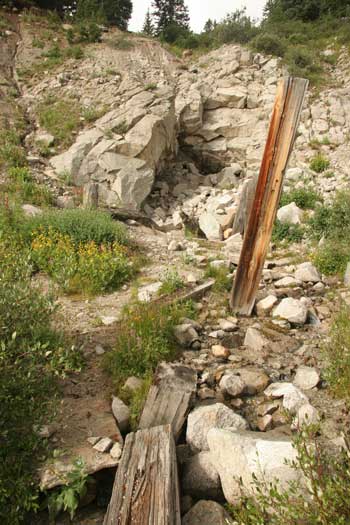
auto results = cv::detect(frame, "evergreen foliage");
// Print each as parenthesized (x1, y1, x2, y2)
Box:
(151, 0, 190, 35)
(143, 8, 154, 35)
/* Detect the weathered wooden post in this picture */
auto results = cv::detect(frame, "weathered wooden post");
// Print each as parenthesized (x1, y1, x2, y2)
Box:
(230, 77, 308, 315)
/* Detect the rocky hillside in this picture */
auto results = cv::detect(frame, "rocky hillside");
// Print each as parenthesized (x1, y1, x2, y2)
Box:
(2, 8, 350, 525)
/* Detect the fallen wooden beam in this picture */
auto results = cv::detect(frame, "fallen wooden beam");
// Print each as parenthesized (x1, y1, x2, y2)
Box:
(230, 77, 308, 315)
(103, 424, 181, 525)
(139, 363, 197, 441)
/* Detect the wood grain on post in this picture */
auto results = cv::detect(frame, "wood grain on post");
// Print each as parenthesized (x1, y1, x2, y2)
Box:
(230, 77, 308, 315)
(103, 425, 180, 525)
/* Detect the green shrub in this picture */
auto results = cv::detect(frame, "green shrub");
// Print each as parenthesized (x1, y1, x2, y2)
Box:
(313, 239, 350, 275)
(272, 220, 305, 244)
(0, 129, 26, 169)
(2, 167, 53, 207)
(109, 36, 134, 50)
(104, 301, 195, 385)
(310, 153, 330, 173)
(280, 187, 322, 210)
(308, 191, 350, 240)
(252, 32, 286, 56)
(65, 45, 84, 60)
(22, 208, 129, 247)
(31, 230, 132, 295)
(77, 21, 102, 43)
(284, 45, 322, 83)
(0, 240, 81, 525)
(37, 96, 81, 148)
(228, 426, 350, 525)
(204, 263, 232, 292)
(119, 376, 152, 430)
(323, 306, 350, 403)
(158, 269, 185, 296)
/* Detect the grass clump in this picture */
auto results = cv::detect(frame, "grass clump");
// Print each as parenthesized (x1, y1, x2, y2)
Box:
(0, 240, 82, 525)
(119, 376, 153, 430)
(228, 426, 350, 525)
(280, 187, 322, 210)
(37, 96, 81, 148)
(21, 208, 129, 247)
(313, 239, 349, 276)
(104, 300, 195, 385)
(309, 154, 330, 173)
(272, 220, 305, 245)
(0, 129, 27, 169)
(31, 230, 132, 295)
(109, 36, 134, 50)
(2, 166, 53, 207)
(323, 306, 350, 403)
(159, 269, 185, 296)
(204, 263, 231, 292)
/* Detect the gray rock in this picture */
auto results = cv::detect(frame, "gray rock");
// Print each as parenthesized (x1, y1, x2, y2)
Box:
(293, 366, 320, 390)
(111, 397, 130, 433)
(277, 202, 303, 225)
(198, 212, 221, 240)
(256, 295, 278, 316)
(182, 500, 234, 525)
(234, 368, 270, 395)
(273, 298, 308, 325)
(35, 131, 55, 147)
(137, 282, 162, 302)
(21, 204, 42, 217)
(295, 262, 321, 283)
(123, 376, 144, 392)
(208, 429, 301, 504)
(57, 195, 75, 209)
(244, 327, 269, 351)
(219, 373, 245, 397)
(182, 452, 223, 500)
(174, 324, 200, 348)
(186, 403, 248, 452)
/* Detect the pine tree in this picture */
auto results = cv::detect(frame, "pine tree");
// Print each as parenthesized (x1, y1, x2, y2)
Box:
(203, 18, 214, 32)
(102, 0, 133, 29)
(143, 8, 154, 35)
(151, 0, 190, 35)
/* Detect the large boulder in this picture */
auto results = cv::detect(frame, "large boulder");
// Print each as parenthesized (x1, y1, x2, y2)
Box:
(182, 452, 223, 500)
(207, 429, 301, 504)
(186, 403, 248, 452)
(273, 298, 308, 325)
(277, 202, 303, 225)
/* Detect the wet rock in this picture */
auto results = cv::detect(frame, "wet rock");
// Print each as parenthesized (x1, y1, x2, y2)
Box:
(293, 366, 320, 391)
(111, 397, 130, 433)
(182, 500, 234, 525)
(208, 429, 301, 504)
(182, 452, 223, 500)
(273, 298, 308, 325)
(186, 403, 249, 452)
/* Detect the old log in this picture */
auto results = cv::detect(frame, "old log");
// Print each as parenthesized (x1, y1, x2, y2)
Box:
(230, 77, 308, 315)
(103, 424, 181, 525)
(139, 362, 197, 441)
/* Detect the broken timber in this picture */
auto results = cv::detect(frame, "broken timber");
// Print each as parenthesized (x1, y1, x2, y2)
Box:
(103, 425, 181, 525)
(230, 77, 308, 315)
(139, 363, 197, 441)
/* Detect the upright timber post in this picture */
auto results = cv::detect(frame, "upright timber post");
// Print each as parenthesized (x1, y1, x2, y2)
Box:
(230, 77, 308, 315)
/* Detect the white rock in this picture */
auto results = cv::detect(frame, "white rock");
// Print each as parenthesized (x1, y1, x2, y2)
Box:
(207, 429, 301, 504)
(293, 366, 320, 390)
(277, 202, 303, 225)
(110, 442, 122, 459)
(256, 295, 278, 316)
(292, 404, 320, 430)
(273, 298, 308, 325)
(137, 282, 162, 302)
(219, 373, 245, 397)
(100, 316, 118, 326)
(295, 262, 321, 283)
(275, 276, 300, 288)
(244, 327, 268, 351)
(219, 319, 237, 332)
(93, 437, 114, 453)
(264, 382, 308, 414)
(21, 204, 42, 217)
(186, 403, 249, 452)
(198, 212, 221, 240)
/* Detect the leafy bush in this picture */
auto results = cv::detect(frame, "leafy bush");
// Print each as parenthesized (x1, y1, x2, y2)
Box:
(76, 21, 102, 43)
(308, 191, 350, 240)
(323, 306, 350, 402)
(158, 269, 185, 296)
(31, 230, 132, 295)
(313, 239, 349, 275)
(272, 220, 305, 244)
(284, 45, 322, 82)
(104, 301, 195, 385)
(280, 187, 322, 210)
(228, 426, 350, 525)
(252, 32, 286, 56)
(309, 153, 330, 173)
(22, 208, 129, 247)
(0, 240, 81, 525)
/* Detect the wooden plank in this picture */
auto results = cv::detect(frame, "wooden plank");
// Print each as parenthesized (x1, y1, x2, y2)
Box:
(230, 77, 308, 315)
(103, 424, 181, 525)
(139, 363, 197, 441)
(232, 175, 257, 236)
